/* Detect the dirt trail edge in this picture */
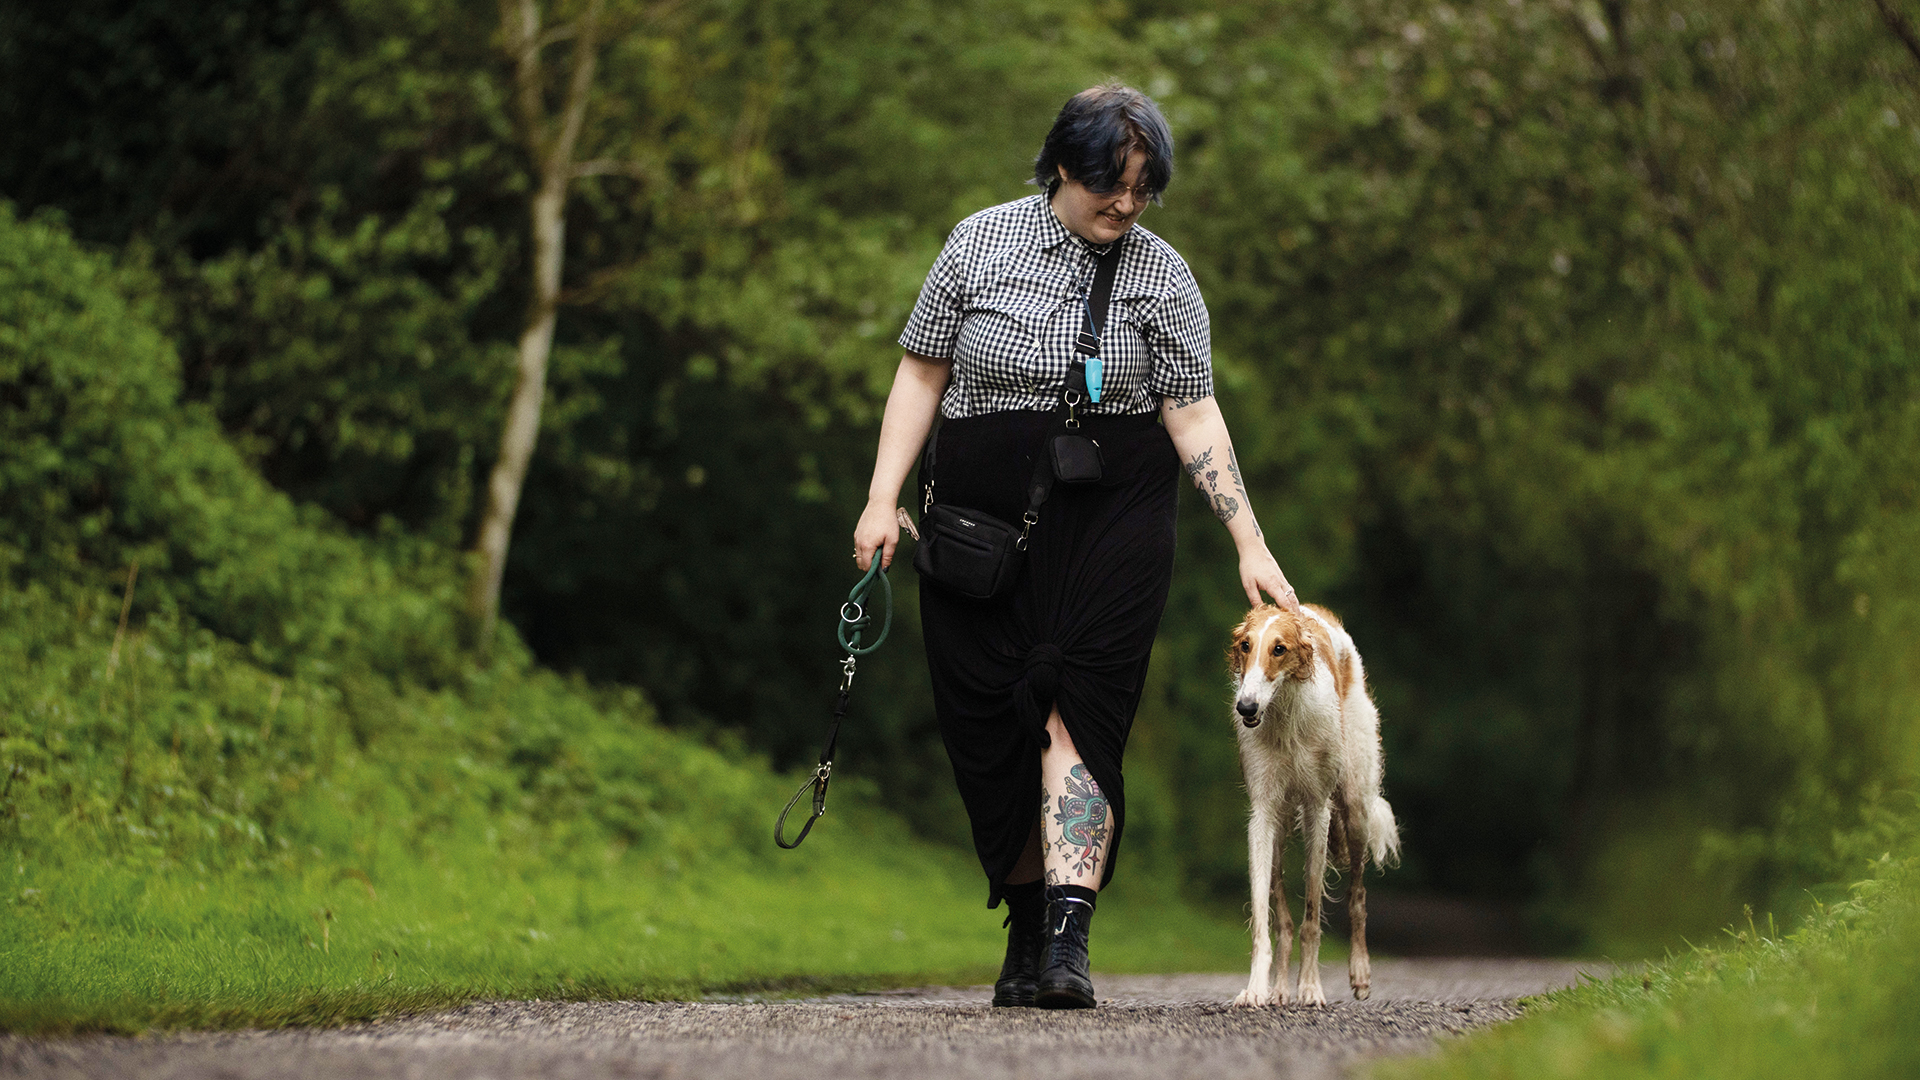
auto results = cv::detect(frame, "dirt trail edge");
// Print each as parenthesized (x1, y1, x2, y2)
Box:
(0, 959, 1607, 1080)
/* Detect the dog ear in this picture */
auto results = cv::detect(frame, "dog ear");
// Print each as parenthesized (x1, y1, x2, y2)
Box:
(1227, 616, 1253, 676)
(1290, 628, 1314, 679)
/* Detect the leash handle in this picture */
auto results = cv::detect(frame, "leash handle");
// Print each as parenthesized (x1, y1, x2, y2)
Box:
(837, 559, 891, 655)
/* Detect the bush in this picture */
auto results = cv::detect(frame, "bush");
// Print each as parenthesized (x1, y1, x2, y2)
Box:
(0, 203, 465, 682)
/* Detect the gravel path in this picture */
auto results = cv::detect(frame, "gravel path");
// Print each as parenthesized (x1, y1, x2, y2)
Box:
(0, 960, 1605, 1080)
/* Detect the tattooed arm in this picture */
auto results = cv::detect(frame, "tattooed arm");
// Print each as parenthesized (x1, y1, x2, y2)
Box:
(1160, 394, 1300, 611)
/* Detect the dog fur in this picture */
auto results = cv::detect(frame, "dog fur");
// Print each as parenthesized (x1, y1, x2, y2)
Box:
(1227, 603, 1400, 1006)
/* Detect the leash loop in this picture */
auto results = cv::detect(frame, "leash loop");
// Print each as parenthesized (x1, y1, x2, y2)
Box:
(836, 557, 891, 656)
(775, 761, 833, 850)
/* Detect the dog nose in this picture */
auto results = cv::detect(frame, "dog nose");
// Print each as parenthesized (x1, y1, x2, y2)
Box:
(1235, 699, 1258, 719)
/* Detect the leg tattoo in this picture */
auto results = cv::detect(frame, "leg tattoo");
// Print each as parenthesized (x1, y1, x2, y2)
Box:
(1048, 764, 1111, 881)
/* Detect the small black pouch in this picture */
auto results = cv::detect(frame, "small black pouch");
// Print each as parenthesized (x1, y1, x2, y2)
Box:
(913, 503, 1026, 600)
(1049, 434, 1104, 484)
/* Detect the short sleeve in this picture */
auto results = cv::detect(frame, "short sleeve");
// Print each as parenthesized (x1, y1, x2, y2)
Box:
(1143, 261, 1213, 401)
(896, 220, 976, 359)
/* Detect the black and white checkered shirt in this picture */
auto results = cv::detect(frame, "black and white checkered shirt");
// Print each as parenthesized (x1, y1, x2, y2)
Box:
(898, 194, 1213, 418)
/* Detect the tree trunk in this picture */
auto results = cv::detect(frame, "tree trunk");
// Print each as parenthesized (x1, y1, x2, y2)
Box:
(467, 0, 603, 650)
(469, 180, 567, 646)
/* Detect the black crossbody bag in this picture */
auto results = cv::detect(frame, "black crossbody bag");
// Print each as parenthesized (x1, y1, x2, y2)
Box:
(913, 239, 1121, 600)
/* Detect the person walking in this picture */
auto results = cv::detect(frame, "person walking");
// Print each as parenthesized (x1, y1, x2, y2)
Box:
(852, 83, 1298, 1010)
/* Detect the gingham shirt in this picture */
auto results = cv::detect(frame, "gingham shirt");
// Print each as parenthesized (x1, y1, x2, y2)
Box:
(898, 194, 1213, 418)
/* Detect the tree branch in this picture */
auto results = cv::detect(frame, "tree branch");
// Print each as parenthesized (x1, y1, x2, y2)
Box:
(548, 0, 605, 181)
(536, 22, 578, 49)
(500, 0, 549, 156)
(559, 258, 649, 306)
(572, 158, 651, 180)
(598, 0, 688, 39)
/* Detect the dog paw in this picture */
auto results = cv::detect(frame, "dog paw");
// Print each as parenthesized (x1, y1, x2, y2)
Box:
(1233, 988, 1274, 1008)
(1296, 985, 1327, 1007)
(1352, 985, 1371, 1001)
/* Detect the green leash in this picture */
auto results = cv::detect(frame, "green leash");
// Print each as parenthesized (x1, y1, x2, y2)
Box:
(836, 556, 891, 656)
(775, 557, 892, 849)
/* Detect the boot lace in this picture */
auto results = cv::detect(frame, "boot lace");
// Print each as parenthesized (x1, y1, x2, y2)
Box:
(1048, 898, 1091, 963)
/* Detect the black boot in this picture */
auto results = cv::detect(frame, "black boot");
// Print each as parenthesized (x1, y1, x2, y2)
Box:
(992, 880, 1048, 1007)
(1034, 884, 1097, 1009)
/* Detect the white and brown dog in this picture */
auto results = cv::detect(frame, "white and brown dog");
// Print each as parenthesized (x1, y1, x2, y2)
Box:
(1227, 603, 1400, 1006)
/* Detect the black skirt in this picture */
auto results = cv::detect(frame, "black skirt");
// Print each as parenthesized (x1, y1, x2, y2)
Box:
(917, 409, 1180, 907)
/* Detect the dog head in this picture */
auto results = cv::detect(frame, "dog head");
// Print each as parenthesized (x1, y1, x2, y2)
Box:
(1226, 605, 1317, 728)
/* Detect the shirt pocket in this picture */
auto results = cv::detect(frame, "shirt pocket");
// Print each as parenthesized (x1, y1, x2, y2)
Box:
(968, 270, 1061, 343)
(1098, 297, 1156, 402)
(954, 272, 1064, 390)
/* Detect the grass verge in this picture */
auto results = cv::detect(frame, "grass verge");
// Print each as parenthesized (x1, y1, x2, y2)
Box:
(1372, 849, 1920, 1080)
(1, 812, 1251, 1036)
(0, 579, 1250, 1036)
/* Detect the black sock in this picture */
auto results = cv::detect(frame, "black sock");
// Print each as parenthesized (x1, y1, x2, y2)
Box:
(1002, 879, 1045, 925)
(1003, 879, 1045, 910)
(1047, 883, 1098, 909)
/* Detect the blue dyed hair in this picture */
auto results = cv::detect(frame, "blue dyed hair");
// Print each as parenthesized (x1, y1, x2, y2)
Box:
(1031, 83, 1174, 204)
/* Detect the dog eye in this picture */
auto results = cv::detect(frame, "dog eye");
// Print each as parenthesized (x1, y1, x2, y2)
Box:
(1239, 640, 1250, 653)
(1272, 643, 1287, 655)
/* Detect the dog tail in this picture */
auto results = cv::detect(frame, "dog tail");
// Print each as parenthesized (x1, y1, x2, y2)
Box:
(1366, 795, 1401, 869)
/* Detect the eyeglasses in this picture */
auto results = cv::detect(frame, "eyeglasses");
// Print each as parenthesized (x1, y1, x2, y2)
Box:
(1089, 180, 1156, 204)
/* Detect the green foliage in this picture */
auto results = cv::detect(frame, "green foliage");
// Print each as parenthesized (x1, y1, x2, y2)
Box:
(0, 203, 464, 680)
(0, 0, 334, 252)
(1129, 0, 1920, 930)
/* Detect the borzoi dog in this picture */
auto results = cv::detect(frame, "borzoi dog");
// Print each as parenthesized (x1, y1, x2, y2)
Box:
(1227, 603, 1400, 1006)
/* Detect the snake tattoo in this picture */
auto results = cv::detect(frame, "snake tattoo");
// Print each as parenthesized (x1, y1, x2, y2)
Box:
(1048, 764, 1111, 881)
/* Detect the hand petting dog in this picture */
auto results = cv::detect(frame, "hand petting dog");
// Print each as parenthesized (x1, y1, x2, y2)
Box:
(1237, 542, 1299, 613)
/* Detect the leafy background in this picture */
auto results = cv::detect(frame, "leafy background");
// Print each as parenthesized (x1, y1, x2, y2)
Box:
(3, 0, 1918, 962)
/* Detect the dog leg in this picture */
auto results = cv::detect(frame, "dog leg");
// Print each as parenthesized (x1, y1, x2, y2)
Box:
(1296, 801, 1330, 1006)
(1338, 799, 1371, 1000)
(1272, 825, 1293, 1006)
(1234, 802, 1281, 1007)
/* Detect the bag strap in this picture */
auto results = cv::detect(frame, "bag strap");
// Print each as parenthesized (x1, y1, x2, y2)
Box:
(1019, 238, 1124, 545)
(1074, 239, 1123, 359)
